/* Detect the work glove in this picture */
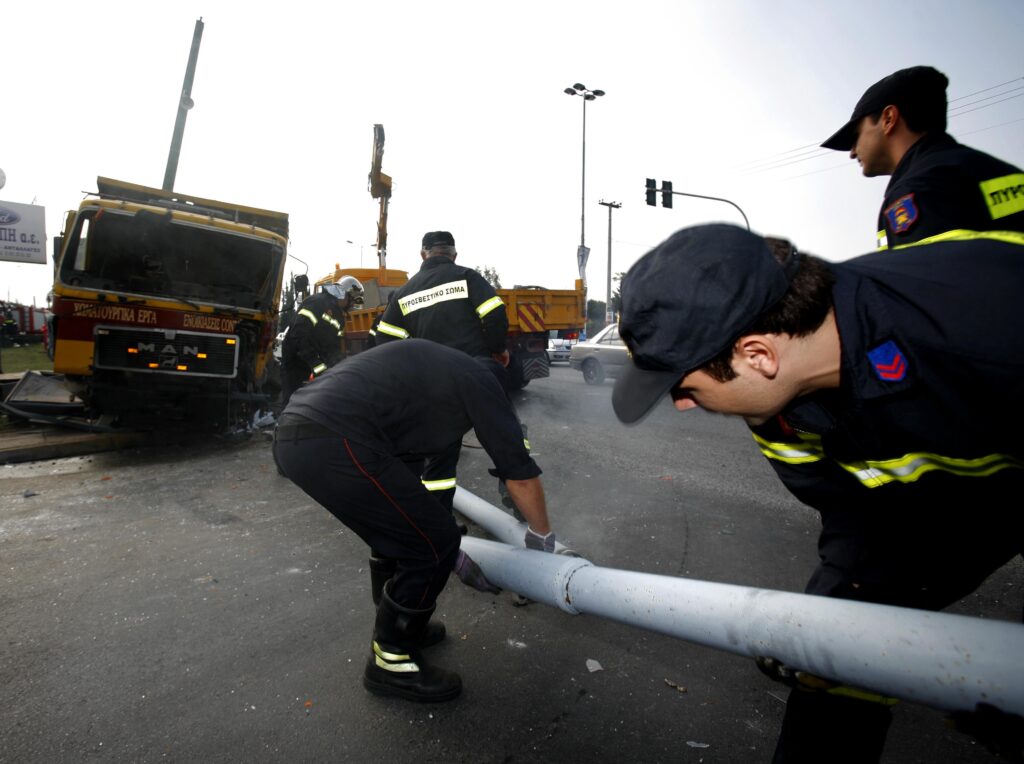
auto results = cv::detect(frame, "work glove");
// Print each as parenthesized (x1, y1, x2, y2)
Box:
(525, 527, 556, 553)
(755, 656, 898, 705)
(453, 550, 501, 594)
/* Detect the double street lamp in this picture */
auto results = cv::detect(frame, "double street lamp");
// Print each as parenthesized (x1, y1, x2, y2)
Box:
(564, 83, 605, 336)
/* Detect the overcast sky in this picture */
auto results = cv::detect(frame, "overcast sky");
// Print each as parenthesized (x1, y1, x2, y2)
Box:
(3, 0, 1022, 307)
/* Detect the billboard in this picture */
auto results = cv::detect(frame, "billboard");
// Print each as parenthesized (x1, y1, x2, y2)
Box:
(0, 200, 46, 264)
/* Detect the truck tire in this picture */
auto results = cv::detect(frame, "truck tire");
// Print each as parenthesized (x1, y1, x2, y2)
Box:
(582, 358, 605, 385)
(508, 360, 529, 391)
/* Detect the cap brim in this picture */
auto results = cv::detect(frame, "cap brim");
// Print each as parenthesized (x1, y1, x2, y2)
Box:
(612, 362, 683, 424)
(821, 119, 857, 151)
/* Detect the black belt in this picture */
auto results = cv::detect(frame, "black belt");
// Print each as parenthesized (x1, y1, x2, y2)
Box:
(274, 415, 338, 442)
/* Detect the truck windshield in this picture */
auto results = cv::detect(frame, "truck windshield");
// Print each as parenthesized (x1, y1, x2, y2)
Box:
(58, 208, 282, 310)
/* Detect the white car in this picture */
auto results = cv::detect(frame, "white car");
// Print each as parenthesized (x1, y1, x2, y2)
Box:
(546, 338, 572, 363)
(569, 323, 629, 384)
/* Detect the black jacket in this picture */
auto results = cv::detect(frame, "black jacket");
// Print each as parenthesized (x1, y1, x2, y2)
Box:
(750, 233, 1024, 600)
(877, 133, 1024, 248)
(374, 256, 508, 356)
(284, 339, 539, 480)
(282, 292, 345, 375)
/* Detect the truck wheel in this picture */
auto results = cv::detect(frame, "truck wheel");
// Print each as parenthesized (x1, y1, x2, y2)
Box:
(507, 361, 529, 391)
(582, 358, 605, 385)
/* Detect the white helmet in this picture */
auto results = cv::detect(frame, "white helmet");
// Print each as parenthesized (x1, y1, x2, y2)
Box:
(323, 276, 364, 309)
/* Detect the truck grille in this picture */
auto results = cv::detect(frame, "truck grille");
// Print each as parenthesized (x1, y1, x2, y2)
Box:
(93, 325, 239, 378)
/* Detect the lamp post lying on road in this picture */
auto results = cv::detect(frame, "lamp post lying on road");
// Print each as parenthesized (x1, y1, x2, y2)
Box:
(453, 486, 1024, 720)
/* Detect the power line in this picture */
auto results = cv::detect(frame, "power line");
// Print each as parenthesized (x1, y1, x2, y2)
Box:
(732, 75, 1023, 179)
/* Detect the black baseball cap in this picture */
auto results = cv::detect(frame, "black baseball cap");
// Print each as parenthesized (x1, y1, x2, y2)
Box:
(422, 231, 456, 249)
(821, 66, 949, 151)
(612, 224, 802, 424)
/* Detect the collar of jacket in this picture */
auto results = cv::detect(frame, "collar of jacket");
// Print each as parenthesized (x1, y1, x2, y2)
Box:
(420, 256, 456, 271)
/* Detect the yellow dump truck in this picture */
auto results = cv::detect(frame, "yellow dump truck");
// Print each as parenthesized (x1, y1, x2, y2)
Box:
(50, 177, 289, 429)
(313, 265, 585, 389)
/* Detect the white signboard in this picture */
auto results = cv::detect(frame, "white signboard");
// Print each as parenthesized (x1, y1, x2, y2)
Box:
(0, 200, 46, 264)
(576, 244, 590, 284)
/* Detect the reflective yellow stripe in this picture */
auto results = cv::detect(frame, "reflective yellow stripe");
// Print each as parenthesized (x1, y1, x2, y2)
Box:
(754, 429, 1024, 488)
(523, 438, 531, 452)
(322, 313, 342, 331)
(752, 431, 824, 464)
(891, 228, 1024, 250)
(298, 308, 318, 325)
(876, 229, 888, 250)
(373, 641, 419, 673)
(312, 363, 327, 375)
(422, 478, 457, 491)
(980, 173, 1024, 220)
(377, 321, 409, 339)
(476, 296, 504, 318)
(838, 452, 1024, 488)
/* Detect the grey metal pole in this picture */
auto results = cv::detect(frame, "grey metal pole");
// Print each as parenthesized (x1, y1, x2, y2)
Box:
(580, 98, 587, 249)
(598, 200, 621, 325)
(163, 18, 204, 192)
(669, 187, 751, 231)
(453, 487, 1024, 717)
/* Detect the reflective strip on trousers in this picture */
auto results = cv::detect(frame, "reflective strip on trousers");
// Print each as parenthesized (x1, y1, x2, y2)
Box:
(422, 478, 457, 491)
(376, 320, 409, 339)
(312, 363, 327, 375)
(476, 296, 504, 318)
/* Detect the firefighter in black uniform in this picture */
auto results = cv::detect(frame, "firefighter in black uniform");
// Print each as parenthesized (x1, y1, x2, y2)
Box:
(612, 224, 1024, 762)
(273, 339, 556, 702)
(374, 231, 511, 517)
(2, 304, 17, 347)
(822, 65, 1024, 249)
(280, 276, 364, 407)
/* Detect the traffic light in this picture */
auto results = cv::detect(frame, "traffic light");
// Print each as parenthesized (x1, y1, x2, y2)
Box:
(645, 178, 656, 206)
(662, 180, 673, 208)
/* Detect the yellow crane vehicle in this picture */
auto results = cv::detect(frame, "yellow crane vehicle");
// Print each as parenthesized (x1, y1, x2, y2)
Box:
(49, 177, 289, 429)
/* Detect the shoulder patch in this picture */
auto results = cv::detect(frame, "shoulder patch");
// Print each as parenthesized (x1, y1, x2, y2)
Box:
(884, 194, 918, 234)
(867, 340, 908, 382)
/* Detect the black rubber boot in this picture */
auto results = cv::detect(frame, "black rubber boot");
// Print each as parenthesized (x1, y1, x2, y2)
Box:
(369, 555, 446, 647)
(362, 586, 462, 703)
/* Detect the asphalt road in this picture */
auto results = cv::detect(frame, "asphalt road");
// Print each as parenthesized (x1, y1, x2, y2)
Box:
(1, 363, 1020, 763)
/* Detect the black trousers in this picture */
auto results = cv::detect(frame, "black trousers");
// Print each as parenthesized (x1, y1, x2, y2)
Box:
(772, 490, 1024, 763)
(273, 431, 461, 611)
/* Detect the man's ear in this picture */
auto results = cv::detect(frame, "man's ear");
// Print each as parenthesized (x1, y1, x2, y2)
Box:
(881, 104, 899, 135)
(420, 250, 428, 261)
(735, 335, 779, 379)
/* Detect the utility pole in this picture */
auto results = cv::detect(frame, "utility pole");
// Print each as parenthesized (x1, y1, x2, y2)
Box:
(163, 18, 204, 192)
(598, 200, 621, 326)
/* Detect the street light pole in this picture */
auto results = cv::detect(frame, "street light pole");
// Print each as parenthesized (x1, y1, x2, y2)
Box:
(564, 83, 605, 337)
(598, 200, 621, 326)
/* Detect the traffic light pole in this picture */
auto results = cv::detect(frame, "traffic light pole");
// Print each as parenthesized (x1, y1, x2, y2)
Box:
(646, 179, 750, 231)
